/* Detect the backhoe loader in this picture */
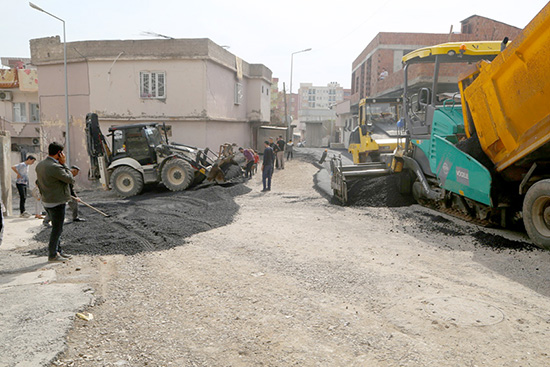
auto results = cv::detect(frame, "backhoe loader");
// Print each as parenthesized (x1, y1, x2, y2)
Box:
(85, 113, 241, 197)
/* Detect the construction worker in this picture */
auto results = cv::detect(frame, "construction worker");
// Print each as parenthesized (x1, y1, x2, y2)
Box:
(238, 147, 255, 179)
(43, 164, 86, 225)
(262, 141, 274, 192)
(276, 136, 286, 169)
(36, 142, 74, 262)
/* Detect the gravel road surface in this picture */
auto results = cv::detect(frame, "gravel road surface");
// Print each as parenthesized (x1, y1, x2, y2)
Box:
(2, 150, 550, 366)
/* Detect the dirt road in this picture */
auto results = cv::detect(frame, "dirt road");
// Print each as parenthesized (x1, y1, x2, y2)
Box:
(26, 155, 550, 366)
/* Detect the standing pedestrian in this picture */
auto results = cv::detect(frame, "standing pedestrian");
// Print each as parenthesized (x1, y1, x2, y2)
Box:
(0, 181, 3, 246)
(262, 141, 274, 192)
(11, 155, 36, 218)
(276, 136, 286, 169)
(286, 139, 294, 160)
(269, 137, 279, 169)
(36, 142, 75, 262)
(238, 147, 255, 179)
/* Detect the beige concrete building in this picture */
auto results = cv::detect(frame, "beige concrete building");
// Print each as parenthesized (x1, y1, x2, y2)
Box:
(30, 37, 272, 184)
(297, 82, 345, 147)
(333, 99, 354, 149)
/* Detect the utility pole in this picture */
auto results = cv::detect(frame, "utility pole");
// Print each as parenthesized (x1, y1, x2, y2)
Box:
(288, 48, 312, 141)
(283, 83, 288, 139)
(30, 2, 71, 165)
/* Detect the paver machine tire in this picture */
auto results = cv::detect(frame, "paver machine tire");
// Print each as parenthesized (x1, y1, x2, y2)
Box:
(523, 179, 550, 250)
(161, 158, 193, 191)
(110, 166, 144, 197)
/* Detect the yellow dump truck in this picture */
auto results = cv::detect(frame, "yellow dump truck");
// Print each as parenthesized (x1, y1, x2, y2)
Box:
(457, 3, 550, 247)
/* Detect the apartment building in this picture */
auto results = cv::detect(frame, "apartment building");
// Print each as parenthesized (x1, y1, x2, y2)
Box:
(350, 15, 522, 107)
(299, 82, 344, 113)
(30, 36, 272, 184)
(297, 82, 345, 147)
(270, 77, 299, 126)
(0, 57, 41, 157)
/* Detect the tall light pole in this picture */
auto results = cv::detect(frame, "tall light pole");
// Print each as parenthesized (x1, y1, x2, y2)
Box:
(288, 48, 311, 139)
(30, 2, 70, 166)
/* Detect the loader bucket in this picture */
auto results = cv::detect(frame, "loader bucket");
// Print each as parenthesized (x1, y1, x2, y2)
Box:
(206, 163, 224, 183)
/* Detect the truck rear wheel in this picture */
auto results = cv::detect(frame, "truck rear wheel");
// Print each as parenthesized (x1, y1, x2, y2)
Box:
(523, 179, 550, 250)
(162, 158, 193, 191)
(111, 166, 144, 197)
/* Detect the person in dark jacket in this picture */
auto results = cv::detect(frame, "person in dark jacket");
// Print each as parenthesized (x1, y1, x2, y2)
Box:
(262, 141, 274, 192)
(36, 142, 75, 262)
(43, 165, 85, 225)
(276, 136, 286, 169)
(269, 137, 278, 168)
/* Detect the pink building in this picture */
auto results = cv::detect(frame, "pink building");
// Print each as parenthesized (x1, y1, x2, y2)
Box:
(30, 37, 272, 186)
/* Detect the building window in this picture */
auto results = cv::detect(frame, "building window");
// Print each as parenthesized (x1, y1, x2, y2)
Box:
(234, 82, 243, 105)
(13, 102, 27, 122)
(29, 103, 39, 122)
(140, 71, 166, 99)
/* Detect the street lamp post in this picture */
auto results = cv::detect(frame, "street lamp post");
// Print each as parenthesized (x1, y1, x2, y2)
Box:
(29, 2, 70, 166)
(288, 48, 311, 140)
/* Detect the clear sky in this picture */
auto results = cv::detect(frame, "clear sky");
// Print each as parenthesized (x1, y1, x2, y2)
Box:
(3, 0, 548, 90)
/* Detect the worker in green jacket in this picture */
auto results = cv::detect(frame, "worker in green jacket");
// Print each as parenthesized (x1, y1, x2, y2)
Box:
(36, 142, 75, 262)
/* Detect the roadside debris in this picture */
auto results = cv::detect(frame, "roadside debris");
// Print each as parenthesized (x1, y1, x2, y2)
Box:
(76, 312, 94, 321)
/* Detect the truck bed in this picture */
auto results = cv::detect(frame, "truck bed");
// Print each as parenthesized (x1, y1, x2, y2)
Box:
(462, 2, 550, 173)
